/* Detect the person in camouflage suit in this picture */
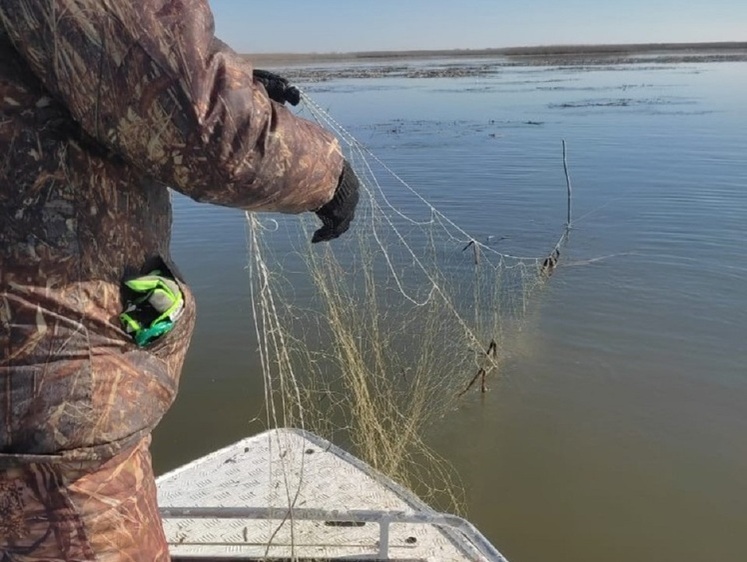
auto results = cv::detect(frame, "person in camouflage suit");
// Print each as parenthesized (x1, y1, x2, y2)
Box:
(0, 0, 359, 559)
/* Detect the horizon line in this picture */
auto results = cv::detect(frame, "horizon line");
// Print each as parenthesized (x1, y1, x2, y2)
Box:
(243, 40, 747, 59)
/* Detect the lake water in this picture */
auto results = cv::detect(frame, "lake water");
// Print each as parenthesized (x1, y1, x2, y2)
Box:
(152, 59, 747, 562)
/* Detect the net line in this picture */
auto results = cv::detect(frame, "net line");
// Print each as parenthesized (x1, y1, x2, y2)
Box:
(244, 88, 571, 544)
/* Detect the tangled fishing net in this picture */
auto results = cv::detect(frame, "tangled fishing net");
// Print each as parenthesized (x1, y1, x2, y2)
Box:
(245, 92, 568, 514)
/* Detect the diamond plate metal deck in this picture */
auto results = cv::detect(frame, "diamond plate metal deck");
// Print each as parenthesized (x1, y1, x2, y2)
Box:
(156, 429, 507, 561)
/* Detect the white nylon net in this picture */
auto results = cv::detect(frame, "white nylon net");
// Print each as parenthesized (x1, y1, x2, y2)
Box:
(246, 92, 568, 513)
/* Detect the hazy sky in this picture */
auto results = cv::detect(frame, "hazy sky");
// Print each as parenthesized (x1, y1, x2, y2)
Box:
(210, 0, 746, 54)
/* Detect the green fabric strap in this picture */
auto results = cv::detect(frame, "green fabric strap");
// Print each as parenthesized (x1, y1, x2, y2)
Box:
(123, 272, 184, 326)
(120, 271, 184, 347)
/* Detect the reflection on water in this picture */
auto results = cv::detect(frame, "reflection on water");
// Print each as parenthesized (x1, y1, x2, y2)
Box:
(153, 61, 747, 562)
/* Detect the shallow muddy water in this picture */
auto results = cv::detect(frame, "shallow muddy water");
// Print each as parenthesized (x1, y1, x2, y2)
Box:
(153, 59, 747, 562)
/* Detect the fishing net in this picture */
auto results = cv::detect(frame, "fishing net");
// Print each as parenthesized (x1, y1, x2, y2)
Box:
(245, 92, 568, 514)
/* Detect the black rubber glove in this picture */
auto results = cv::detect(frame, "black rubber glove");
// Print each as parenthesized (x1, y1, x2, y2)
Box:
(312, 160, 360, 243)
(253, 69, 301, 106)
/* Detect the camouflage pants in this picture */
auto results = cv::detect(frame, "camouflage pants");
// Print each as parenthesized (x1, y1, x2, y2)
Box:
(0, 436, 169, 561)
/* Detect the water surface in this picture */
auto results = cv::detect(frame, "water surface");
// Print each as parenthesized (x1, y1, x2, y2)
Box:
(153, 60, 747, 562)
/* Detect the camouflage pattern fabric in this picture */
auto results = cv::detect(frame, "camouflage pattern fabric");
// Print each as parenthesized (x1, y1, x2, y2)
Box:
(0, 436, 168, 561)
(0, 0, 343, 558)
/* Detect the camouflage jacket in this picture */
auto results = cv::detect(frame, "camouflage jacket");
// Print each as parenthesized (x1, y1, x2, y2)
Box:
(0, 0, 343, 465)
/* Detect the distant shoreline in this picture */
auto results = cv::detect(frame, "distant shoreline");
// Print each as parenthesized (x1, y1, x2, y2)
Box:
(244, 41, 747, 67)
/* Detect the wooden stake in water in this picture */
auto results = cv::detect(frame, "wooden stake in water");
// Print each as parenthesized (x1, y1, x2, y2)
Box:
(563, 139, 573, 228)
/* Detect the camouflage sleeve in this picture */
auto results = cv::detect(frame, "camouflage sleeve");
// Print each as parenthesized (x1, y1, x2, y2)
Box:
(0, 0, 343, 213)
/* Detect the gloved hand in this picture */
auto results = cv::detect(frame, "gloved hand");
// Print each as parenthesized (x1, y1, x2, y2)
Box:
(312, 160, 360, 243)
(253, 69, 301, 106)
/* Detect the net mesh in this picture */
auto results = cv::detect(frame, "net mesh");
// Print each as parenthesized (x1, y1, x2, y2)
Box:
(246, 92, 568, 514)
